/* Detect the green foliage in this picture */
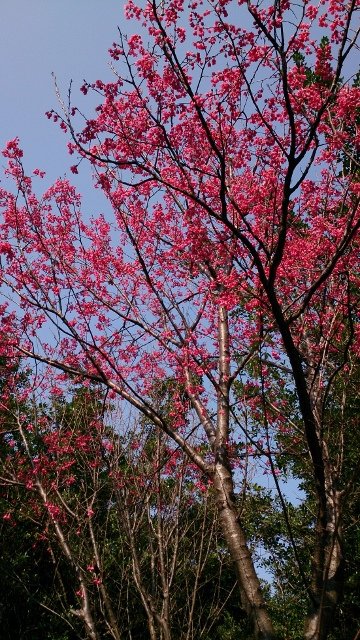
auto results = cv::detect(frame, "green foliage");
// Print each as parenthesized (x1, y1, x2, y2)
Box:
(1, 354, 360, 639)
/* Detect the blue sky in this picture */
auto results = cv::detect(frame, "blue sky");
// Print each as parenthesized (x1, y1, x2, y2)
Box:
(0, 0, 124, 209)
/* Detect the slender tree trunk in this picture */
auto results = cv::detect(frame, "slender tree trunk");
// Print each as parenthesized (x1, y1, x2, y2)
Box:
(18, 421, 99, 640)
(214, 304, 277, 639)
(156, 433, 172, 640)
(261, 295, 346, 640)
(302, 361, 345, 640)
(119, 497, 158, 640)
(213, 462, 277, 640)
(304, 486, 344, 640)
(88, 517, 122, 640)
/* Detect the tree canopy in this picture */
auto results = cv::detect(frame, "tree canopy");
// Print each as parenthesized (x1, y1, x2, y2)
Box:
(0, 1, 359, 639)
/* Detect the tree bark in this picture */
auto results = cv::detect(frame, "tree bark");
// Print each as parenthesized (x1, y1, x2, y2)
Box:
(304, 485, 344, 640)
(213, 461, 277, 640)
(213, 304, 277, 639)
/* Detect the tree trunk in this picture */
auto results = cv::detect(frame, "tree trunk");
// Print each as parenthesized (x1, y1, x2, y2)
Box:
(213, 461, 277, 640)
(304, 487, 344, 640)
(213, 304, 277, 639)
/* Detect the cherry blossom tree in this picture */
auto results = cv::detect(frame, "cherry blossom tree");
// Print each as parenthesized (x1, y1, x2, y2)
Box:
(0, 1, 359, 638)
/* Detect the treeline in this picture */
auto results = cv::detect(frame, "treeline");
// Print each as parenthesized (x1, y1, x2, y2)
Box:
(1, 379, 359, 639)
